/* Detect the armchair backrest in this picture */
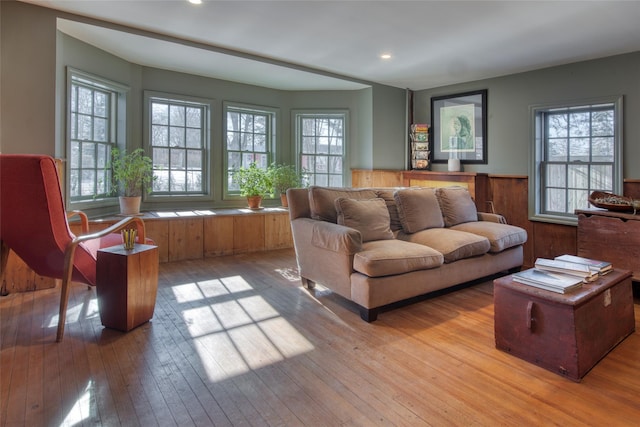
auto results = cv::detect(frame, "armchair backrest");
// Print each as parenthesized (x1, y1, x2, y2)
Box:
(0, 154, 77, 279)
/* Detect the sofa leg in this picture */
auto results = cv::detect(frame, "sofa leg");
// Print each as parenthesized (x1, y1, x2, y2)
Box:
(301, 277, 316, 289)
(359, 307, 378, 322)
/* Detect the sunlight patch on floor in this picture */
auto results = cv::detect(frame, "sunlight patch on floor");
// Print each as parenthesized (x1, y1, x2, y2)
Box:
(47, 297, 100, 329)
(61, 380, 93, 426)
(172, 275, 314, 382)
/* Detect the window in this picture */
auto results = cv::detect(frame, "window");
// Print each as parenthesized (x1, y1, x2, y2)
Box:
(296, 113, 346, 187)
(531, 97, 623, 224)
(148, 94, 209, 195)
(225, 105, 275, 194)
(67, 71, 126, 201)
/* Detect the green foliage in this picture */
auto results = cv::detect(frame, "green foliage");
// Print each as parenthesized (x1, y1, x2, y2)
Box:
(233, 162, 272, 197)
(110, 148, 155, 197)
(267, 163, 306, 195)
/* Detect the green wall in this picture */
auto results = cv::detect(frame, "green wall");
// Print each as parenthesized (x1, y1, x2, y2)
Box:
(1, 1, 407, 210)
(5, 0, 636, 203)
(413, 52, 640, 178)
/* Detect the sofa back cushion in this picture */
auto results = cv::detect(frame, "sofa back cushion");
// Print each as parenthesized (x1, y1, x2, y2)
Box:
(373, 188, 403, 232)
(436, 186, 478, 227)
(394, 187, 444, 234)
(309, 186, 378, 223)
(335, 197, 394, 242)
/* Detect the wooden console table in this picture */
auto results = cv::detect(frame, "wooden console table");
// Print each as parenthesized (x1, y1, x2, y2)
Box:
(576, 209, 640, 282)
(402, 171, 489, 211)
(96, 244, 159, 332)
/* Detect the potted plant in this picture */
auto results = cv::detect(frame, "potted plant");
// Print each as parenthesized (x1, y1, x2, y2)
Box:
(110, 148, 155, 215)
(232, 162, 272, 209)
(267, 163, 306, 207)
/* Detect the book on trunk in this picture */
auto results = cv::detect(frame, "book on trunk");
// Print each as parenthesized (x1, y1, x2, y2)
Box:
(512, 268, 584, 294)
(534, 258, 598, 282)
(554, 254, 613, 275)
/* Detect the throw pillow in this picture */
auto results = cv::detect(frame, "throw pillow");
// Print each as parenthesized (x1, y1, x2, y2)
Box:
(334, 197, 394, 242)
(436, 186, 478, 227)
(393, 187, 444, 234)
(309, 186, 378, 223)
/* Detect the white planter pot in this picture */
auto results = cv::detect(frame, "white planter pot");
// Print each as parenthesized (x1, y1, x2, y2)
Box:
(448, 158, 461, 172)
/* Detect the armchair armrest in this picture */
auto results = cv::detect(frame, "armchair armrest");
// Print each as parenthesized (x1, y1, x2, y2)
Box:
(57, 216, 148, 342)
(67, 210, 90, 233)
(478, 212, 507, 224)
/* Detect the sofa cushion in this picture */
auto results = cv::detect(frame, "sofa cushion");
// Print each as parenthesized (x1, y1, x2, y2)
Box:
(451, 222, 527, 253)
(374, 188, 403, 232)
(394, 187, 444, 233)
(335, 197, 394, 242)
(397, 228, 490, 263)
(436, 186, 478, 227)
(309, 186, 378, 223)
(353, 240, 443, 277)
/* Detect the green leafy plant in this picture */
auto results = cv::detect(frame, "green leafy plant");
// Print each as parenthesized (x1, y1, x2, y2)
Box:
(110, 148, 155, 197)
(267, 163, 307, 195)
(232, 162, 272, 198)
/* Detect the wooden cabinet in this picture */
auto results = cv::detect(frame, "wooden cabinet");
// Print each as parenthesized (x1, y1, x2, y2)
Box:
(576, 209, 640, 282)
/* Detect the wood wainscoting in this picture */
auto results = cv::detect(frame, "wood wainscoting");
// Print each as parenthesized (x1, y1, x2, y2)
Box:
(352, 169, 640, 270)
(69, 208, 293, 264)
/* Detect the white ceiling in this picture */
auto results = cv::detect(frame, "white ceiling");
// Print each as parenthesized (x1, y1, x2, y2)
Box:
(23, 0, 640, 91)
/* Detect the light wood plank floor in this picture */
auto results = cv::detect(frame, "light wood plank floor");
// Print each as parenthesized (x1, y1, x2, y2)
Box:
(2, 248, 640, 426)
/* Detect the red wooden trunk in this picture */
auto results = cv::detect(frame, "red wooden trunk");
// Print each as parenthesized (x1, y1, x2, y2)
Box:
(494, 269, 635, 382)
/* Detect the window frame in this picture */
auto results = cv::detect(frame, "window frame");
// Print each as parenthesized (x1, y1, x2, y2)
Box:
(294, 110, 348, 188)
(529, 95, 623, 226)
(143, 90, 213, 203)
(66, 68, 128, 211)
(223, 102, 278, 199)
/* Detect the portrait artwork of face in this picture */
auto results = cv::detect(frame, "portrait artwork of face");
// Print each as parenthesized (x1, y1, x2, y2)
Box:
(441, 105, 475, 151)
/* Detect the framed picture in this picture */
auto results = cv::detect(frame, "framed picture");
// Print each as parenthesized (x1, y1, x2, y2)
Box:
(430, 89, 487, 164)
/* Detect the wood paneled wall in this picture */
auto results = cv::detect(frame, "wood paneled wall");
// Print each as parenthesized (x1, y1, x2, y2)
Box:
(352, 169, 640, 269)
(70, 209, 293, 264)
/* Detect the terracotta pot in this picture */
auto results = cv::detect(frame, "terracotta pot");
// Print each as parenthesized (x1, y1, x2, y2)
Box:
(247, 195, 263, 209)
(119, 196, 141, 215)
(280, 193, 288, 208)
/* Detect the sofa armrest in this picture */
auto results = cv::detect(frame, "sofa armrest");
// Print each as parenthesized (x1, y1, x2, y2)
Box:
(290, 218, 362, 299)
(310, 220, 362, 254)
(478, 212, 507, 224)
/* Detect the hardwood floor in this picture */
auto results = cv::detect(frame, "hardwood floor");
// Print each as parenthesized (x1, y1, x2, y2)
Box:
(2, 248, 640, 426)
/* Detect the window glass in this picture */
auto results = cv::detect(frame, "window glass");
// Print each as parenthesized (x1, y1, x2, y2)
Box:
(149, 97, 207, 194)
(68, 74, 120, 201)
(533, 99, 622, 222)
(225, 106, 274, 194)
(297, 113, 346, 187)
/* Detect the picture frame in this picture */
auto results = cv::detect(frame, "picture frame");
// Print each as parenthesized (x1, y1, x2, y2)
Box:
(430, 89, 487, 164)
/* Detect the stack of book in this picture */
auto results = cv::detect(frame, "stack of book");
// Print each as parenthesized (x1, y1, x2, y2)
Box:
(553, 254, 613, 276)
(534, 258, 598, 282)
(511, 254, 612, 294)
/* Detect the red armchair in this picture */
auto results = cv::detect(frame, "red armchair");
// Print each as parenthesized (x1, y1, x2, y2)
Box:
(0, 154, 152, 342)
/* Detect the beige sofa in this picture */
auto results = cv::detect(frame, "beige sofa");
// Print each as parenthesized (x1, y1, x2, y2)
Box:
(287, 185, 528, 321)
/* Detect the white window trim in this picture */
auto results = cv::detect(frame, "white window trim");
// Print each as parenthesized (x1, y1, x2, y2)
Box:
(528, 95, 623, 226)
(222, 102, 279, 200)
(143, 90, 214, 204)
(65, 67, 129, 213)
(294, 109, 349, 188)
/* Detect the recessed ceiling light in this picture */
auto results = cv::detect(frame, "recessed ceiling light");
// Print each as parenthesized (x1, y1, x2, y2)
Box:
(188, 0, 202, 4)
(380, 53, 392, 60)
